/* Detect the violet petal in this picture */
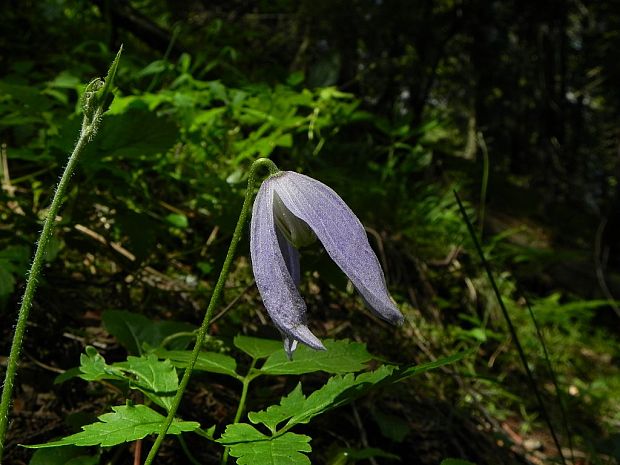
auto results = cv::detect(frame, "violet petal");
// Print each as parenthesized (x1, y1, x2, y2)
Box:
(250, 176, 325, 353)
(273, 171, 404, 326)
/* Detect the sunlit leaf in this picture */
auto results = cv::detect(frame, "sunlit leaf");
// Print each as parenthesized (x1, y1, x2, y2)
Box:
(219, 424, 311, 465)
(120, 355, 178, 411)
(25, 405, 199, 448)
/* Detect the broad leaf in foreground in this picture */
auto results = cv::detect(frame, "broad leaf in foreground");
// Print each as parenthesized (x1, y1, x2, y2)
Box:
(25, 405, 199, 448)
(259, 339, 373, 375)
(121, 355, 178, 411)
(247, 384, 305, 433)
(233, 335, 282, 359)
(77, 346, 125, 382)
(219, 424, 311, 465)
(251, 352, 468, 432)
(250, 366, 394, 432)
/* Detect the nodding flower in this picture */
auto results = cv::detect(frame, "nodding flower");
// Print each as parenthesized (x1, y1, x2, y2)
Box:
(250, 170, 404, 358)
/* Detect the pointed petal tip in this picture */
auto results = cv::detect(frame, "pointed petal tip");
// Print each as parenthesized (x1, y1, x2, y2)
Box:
(291, 324, 326, 351)
(282, 324, 326, 355)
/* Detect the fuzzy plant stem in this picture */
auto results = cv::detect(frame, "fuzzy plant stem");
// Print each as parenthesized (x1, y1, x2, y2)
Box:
(143, 157, 279, 465)
(0, 48, 122, 463)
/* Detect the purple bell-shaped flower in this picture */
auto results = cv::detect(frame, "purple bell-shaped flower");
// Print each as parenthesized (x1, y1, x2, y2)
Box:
(250, 171, 404, 358)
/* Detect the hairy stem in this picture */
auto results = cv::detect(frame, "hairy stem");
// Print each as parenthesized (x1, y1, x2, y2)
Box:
(0, 47, 122, 463)
(144, 158, 279, 465)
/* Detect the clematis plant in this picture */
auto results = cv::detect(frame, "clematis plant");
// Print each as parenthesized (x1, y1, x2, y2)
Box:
(146, 158, 404, 463)
(250, 170, 404, 357)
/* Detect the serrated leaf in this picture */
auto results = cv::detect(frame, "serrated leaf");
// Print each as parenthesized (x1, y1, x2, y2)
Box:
(233, 335, 282, 359)
(288, 367, 395, 427)
(102, 310, 196, 354)
(246, 366, 393, 435)
(249, 352, 467, 433)
(219, 424, 311, 465)
(247, 384, 305, 433)
(260, 339, 373, 375)
(78, 346, 125, 381)
(219, 423, 265, 443)
(155, 349, 239, 378)
(25, 405, 199, 448)
(120, 354, 178, 411)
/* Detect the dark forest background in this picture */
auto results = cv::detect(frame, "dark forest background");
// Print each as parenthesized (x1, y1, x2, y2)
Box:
(0, 1, 619, 464)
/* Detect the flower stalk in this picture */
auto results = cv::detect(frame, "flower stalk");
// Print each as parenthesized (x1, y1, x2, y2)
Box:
(143, 157, 279, 465)
(0, 47, 122, 463)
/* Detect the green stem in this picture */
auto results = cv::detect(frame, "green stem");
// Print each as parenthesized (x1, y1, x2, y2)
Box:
(178, 434, 201, 465)
(220, 362, 257, 465)
(143, 158, 279, 465)
(0, 48, 121, 463)
(159, 331, 198, 349)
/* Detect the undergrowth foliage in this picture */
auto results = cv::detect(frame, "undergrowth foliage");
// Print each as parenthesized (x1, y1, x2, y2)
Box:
(0, 15, 618, 465)
(25, 314, 463, 463)
(1, 53, 467, 464)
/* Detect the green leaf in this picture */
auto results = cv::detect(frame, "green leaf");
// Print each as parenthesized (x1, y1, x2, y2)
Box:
(121, 355, 178, 411)
(155, 349, 239, 378)
(25, 405, 199, 448)
(219, 424, 311, 465)
(260, 339, 373, 375)
(287, 367, 394, 427)
(233, 335, 282, 359)
(102, 310, 196, 354)
(29, 445, 98, 465)
(250, 352, 467, 433)
(77, 346, 125, 382)
(246, 366, 393, 434)
(247, 384, 305, 433)
(165, 213, 189, 229)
